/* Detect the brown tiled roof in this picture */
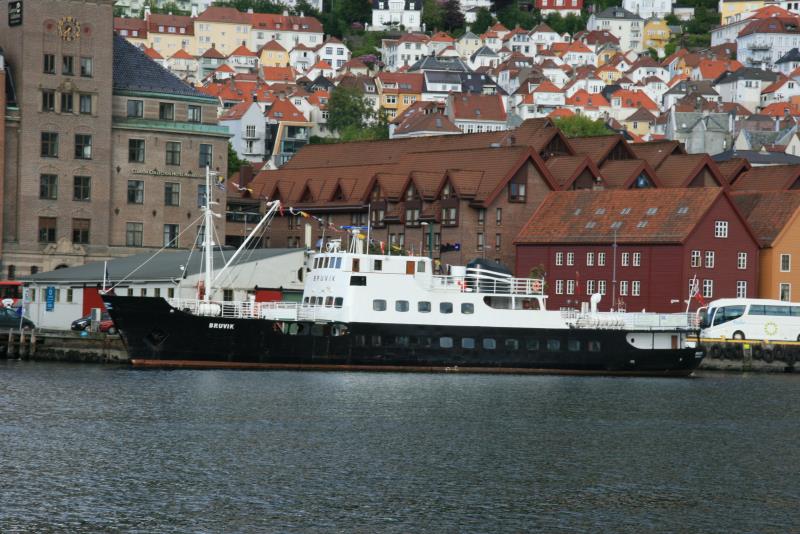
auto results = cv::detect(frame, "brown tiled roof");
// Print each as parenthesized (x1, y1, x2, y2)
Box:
(730, 191, 800, 246)
(394, 112, 461, 136)
(716, 158, 751, 184)
(731, 165, 800, 191)
(624, 107, 657, 123)
(600, 159, 661, 189)
(450, 93, 507, 122)
(196, 6, 251, 23)
(279, 118, 554, 170)
(567, 135, 634, 165)
(628, 140, 685, 168)
(545, 156, 600, 189)
(655, 154, 726, 188)
(515, 188, 724, 244)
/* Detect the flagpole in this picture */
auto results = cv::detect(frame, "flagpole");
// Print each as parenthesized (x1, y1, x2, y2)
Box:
(102, 260, 107, 293)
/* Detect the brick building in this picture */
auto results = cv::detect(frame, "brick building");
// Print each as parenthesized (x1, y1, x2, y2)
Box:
(514, 188, 760, 313)
(0, 1, 228, 277)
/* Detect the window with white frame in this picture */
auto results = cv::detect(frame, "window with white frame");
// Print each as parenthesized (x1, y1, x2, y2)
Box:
(691, 250, 701, 267)
(736, 281, 747, 298)
(566, 252, 574, 266)
(555, 252, 563, 265)
(632, 252, 641, 267)
(586, 280, 595, 295)
(737, 252, 747, 270)
(598, 280, 606, 295)
(619, 280, 628, 296)
(598, 252, 606, 266)
(714, 220, 728, 238)
(586, 252, 594, 266)
(632, 280, 641, 296)
(702, 279, 713, 298)
(621, 252, 629, 266)
(705, 251, 715, 268)
(555, 280, 564, 294)
(567, 280, 575, 295)
(781, 254, 791, 272)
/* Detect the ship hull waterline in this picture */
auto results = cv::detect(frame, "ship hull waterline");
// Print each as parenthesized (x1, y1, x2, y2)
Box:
(104, 295, 703, 377)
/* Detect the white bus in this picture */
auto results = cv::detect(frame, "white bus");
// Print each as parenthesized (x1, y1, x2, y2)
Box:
(699, 298, 800, 342)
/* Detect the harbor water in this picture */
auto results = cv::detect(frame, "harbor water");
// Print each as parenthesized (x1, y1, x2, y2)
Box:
(1, 362, 799, 533)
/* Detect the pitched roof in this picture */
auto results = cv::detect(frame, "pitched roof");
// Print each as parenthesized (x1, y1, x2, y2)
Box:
(201, 46, 226, 59)
(545, 155, 600, 188)
(730, 164, 800, 191)
(113, 35, 210, 99)
(169, 48, 195, 60)
(568, 135, 632, 165)
(624, 107, 657, 123)
(229, 44, 257, 57)
(599, 159, 661, 189)
(730, 191, 800, 246)
(715, 158, 751, 184)
(260, 40, 287, 53)
(739, 16, 800, 38)
(394, 112, 461, 136)
(265, 98, 307, 122)
(250, 13, 324, 33)
(610, 89, 658, 110)
(628, 140, 685, 168)
(655, 154, 726, 188)
(262, 66, 296, 81)
(515, 188, 724, 244)
(142, 46, 163, 60)
(196, 6, 251, 24)
(220, 100, 258, 120)
(450, 93, 507, 122)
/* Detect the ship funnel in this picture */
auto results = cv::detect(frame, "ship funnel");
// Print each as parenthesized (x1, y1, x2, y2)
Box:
(590, 293, 602, 313)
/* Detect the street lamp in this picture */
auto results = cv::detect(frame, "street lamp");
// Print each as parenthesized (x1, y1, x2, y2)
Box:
(421, 222, 434, 259)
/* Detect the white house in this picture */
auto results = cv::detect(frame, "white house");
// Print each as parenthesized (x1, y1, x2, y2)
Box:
(220, 101, 268, 162)
(316, 37, 351, 71)
(587, 6, 644, 52)
(622, 0, 671, 19)
(737, 16, 800, 69)
(249, 13, 325, 53)
(535, 0, 584, 16)
(227, 44, 259, 73)
(165, 49, 199, 83)
(446, 93, 508, 133)
(776, 47, 800, 74)
(371, 0, 422, 32)
(713, 67, 781, 112)
(380, 34, 430, 71)
(289, 43, 318, 72)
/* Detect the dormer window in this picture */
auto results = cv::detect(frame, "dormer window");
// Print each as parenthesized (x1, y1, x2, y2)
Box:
(405, 183, 416, 200)
(441, 183, 452, 199)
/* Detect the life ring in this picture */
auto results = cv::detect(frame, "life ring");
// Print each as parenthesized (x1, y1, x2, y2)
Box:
(531, 280, 542, 293)
(765, 321, 778, 337)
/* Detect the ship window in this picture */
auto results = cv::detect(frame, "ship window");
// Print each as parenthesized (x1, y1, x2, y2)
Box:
(440, 302, 453, 314)
(462, 337, 475, 349)
(568, 339, 581, 352)
(418, 336, 433, 347)
(350, 275, 367, 286)
(352, 258, 360, 272)
(417, 260, 426, 273)
(288, 323, 305, 335)
(440, 336, 454, 348)
(396, 300, 409, 312)
(313, 258, 319, 269)
(311, 324, 325, 336)
(303, 297, 310, 305)
(418, 301, 431, 313)
(547, 339, 561, 351)
(335, 257, 342, 269)
(325, 296, 333, 307)
(374, 259, 383, 271)
(588, 340, 601, 352)
(323, 257, 330, 268)
(461, 303, 474, 314)
(505, 339, 519, 351)
(396, 336, 410, 346)
(334, 297, 343, 308)
(355, 335, 366, 346)
(371, 335, 382, 346)
(526, 339, 540, 351)
(373, 299, 387, 311)
(482, 338, 496, 350)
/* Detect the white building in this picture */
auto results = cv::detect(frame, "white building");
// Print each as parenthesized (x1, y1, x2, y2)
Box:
(371, 0, 422, 32)
(622, 0, 672, 19)
(713, 67, 780, 112)
(221, 101, 268, 162)
(249, 13, 325, 53)
(316, 37, 351, 71)
(587, 6, 644, 52)
(24, 249, 307, 330)
(737, 16, 800, 69)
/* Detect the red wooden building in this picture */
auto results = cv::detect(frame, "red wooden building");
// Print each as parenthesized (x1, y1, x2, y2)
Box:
(514, 188, 760, 313)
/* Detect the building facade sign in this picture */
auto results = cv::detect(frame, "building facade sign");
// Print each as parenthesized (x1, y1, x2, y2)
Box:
(8, 1, 22, 27)
(131, 168, 197, 179)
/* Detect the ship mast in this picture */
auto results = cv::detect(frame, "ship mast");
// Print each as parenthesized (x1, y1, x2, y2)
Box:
(203, 166, 215, 302)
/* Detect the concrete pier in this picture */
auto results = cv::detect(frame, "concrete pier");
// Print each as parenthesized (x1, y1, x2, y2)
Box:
(1, 329, 128, 364)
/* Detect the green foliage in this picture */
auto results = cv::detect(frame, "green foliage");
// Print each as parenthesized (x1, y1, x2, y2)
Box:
(422, 0, 444, 31)
(145, 0, 190, 15)
(647, 47, 659, 61)
(228, 143, 245, 175)
(553, 116, 612, 138)
(664, 40, 678, 59)
(212, 0, 283, 13)
(442, 0, 466, 32)
(664, 13, 680, 26)
(347, 31, 387, 57)
(545, 12, 587, 35)
(496, 5, 538, 30)
(470, 7, 495, 35)
(327, 85, 373, 133)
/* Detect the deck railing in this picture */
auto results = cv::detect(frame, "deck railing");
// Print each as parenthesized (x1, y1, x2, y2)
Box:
(572, 312, 699, 331)
(430, 271, 544, 296)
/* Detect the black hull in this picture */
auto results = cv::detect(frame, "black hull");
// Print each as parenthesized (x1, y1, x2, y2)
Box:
(103, 296, 704, 376)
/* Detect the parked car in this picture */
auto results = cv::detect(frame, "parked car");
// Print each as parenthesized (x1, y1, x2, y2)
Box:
(71, 312, 116, 334)
(0, 306, 34, 330)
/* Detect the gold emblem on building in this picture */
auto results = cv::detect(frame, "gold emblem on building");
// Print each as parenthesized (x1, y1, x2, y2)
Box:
(58, 16, 81, 41)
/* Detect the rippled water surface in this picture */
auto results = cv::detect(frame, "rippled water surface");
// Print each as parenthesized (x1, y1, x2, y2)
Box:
(1, 362, 799, 533)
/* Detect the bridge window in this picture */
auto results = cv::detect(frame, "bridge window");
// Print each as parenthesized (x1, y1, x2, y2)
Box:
(371, 335, 382, 346)
(373, 299, 387, 311)
(350, 275, 366, 286)
(505, 339, 519, 351)
(547, 339, 561, 351)
(440, 302, 453, 314)
(395, 300, 409, 312)
(418, 301, 431, 312)
(567, 339, 581, 352)
(461, 303, 474, 314)
(374, 259, 383, 271)
(462, 337, 475, 349)
(334, 297, 343, 308)
(440, 336, 454, 348)
(482, 338, 496, 350)
(325, 296, 333, 307)
(526, 339, 540, 351)
(588, 340, 602, 352)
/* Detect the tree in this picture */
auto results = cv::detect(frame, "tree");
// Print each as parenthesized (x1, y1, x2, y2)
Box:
(339, 0, 372, 27)
(647, 47, 659, 61)
(553, 115, 611, 138)
(327, 85, 373, 133)
(422, 0, 443, 31)
(442, 0, 466, 33)
(470, 7, 494, 35)
(213, 0, 283, 13)
(228, 142, 245, 175)
(665, 13, 680, 26)
(664, 40, 678, 59)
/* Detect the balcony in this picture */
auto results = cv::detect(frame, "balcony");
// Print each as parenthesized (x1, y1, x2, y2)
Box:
(747, 41, 770, 50)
